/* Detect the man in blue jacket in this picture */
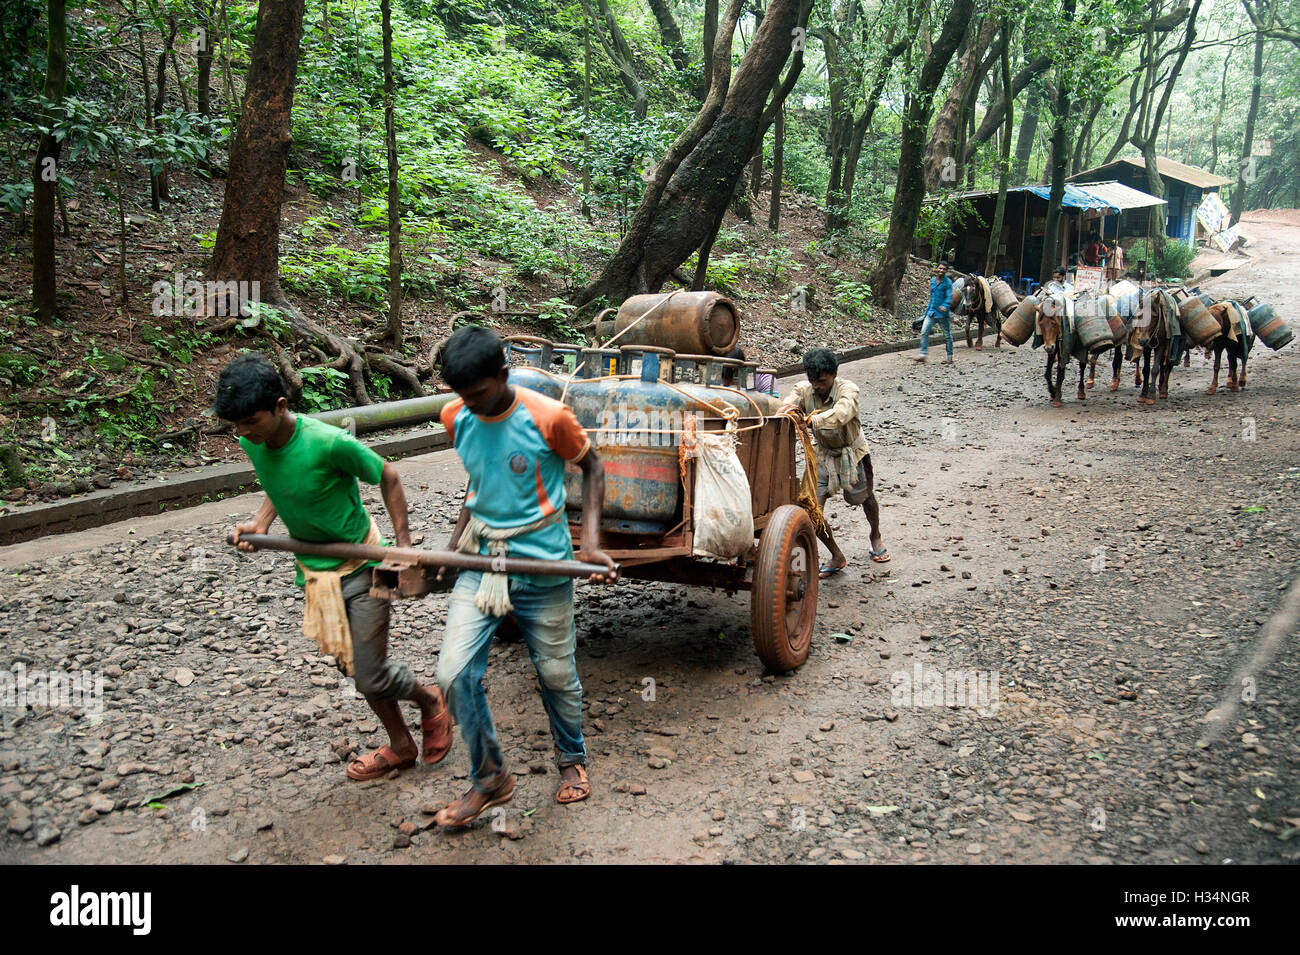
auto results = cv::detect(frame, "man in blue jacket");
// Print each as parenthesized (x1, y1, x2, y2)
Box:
(915, 261, 954, 364)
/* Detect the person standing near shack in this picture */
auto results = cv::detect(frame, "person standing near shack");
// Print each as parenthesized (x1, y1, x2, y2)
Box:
(914, 261, 954, 364)
(432, 326, 616, 826)
(218, 353, 452, 782)
(778, 347, 889, 578)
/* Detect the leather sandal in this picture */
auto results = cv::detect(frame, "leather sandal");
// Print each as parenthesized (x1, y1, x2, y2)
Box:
(421, 686, 453, 765)
(346, 744, 416, 781)
(433, 770, 515, 828)
(556, 764, 591, 804)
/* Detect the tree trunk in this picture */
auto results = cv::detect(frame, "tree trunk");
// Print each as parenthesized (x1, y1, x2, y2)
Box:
(128, 0, 159, 210)
(583, 0, 648, 119)
(984, 19, 1014, 277)
(1208, 47, 1231, 175)
(195, 0, 217, 118)
(697, 0, 719, 100)
(207, 0, 305, 308)
(32, 0, 66, 323)
(768, 103, 784, 231)
(153, 13, 179, 203)
(821, 3, 859, 226)
(1010, 83, 1040, 185)
(577, 0, 796, 306)
(1231, 13, 1265, 224)
(646, 0, 690, 72)
(381, 0, 401, 346)
(1132, 0, 1202, 238)
(1070, 95, 1104, 175)
(1038, 67, 1071, 280)
(831, 28, 906, 232)
(924, 17, 998, 192)
(960, 54, 1051, 167)
(868, 0, 975, 313)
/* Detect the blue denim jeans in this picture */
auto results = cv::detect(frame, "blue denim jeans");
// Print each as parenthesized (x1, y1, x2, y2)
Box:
(436, 572, 586, 792)
(920, 309, 954, 357)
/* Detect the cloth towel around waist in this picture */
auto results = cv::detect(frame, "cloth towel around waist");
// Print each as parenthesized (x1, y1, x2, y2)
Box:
(456, 508, 566, 616)
(297, 516, 382, 677)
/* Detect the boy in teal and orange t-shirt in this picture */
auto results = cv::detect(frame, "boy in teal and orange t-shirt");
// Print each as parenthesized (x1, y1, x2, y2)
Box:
(432, 326, 615, 827)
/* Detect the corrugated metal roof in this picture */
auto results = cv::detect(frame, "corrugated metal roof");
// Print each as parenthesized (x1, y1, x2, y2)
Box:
(1073, 180, 1167, 210)
(1069, 156, 1231, 189)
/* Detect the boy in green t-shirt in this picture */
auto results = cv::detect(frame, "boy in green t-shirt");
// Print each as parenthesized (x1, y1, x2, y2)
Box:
(216, 354, 451, 781)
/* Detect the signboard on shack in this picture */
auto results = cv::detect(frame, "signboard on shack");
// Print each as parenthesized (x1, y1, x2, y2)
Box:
(1074, 265, 1104, 293)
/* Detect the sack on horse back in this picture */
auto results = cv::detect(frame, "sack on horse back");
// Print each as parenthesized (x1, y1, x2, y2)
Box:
(690, 428, 754, 560)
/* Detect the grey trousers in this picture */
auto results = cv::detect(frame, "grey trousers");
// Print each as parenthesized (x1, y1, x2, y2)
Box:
(340, 568, 416, 701)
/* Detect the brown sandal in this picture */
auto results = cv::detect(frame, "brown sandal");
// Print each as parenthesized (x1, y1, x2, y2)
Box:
(556, 765, 590, 804)
(433, 771, 515, 828)
(346, 745, 416, 781)
(421, 687, 453, 765)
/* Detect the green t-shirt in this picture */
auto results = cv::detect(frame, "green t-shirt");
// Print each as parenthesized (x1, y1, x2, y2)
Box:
(239, 415, 387, 586)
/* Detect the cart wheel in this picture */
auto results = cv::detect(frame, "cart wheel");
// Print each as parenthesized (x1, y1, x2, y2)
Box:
(751, 504, 819, 672)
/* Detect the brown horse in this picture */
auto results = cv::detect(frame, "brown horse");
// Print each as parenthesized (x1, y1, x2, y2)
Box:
(961, 276, 1002, 350)
(1204, 301, 1250, 395)
(1036, 295, 1093, 407)
(1130, 290, 1181, 405)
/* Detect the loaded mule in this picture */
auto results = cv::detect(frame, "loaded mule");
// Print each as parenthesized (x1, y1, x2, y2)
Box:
(1035, 292, 1117, 407)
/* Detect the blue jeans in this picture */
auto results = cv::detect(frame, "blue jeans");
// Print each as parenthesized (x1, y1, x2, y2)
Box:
(920, 309, 953, 357)
(436, 572, 586, 792)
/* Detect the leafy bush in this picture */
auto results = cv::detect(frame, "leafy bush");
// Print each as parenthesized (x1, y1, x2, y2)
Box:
(916, 194, 982, 253)
(832, 280, 873, 318)
(298, 367, 353, 412)
(1127, 239, 1196, 279)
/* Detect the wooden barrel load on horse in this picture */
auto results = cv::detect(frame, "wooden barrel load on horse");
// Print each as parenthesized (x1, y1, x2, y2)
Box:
(1246, 301, 1294, 350)
(988, 276, 1019, 315)
(1176, 294, 1223, 347)
(1073, 294, 1115, 352)
(1001, 295, 1038, 346)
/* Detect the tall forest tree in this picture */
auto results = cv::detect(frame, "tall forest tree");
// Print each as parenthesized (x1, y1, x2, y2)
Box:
(1232, 0, 1267, 222)
(32, 0, 67, 323)
(578, 0, 805, 305)
(868, 0, 975, 313)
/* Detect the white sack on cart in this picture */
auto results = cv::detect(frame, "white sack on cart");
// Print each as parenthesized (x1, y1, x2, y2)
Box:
(692, 429, 754, 559)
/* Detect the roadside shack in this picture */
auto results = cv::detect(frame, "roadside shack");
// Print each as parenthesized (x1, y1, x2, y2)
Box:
(918, 180, 1166, 291)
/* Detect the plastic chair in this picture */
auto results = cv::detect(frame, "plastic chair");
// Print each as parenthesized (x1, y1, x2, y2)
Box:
(997, 270, 1015, 285)
(1018, 277, 1036, 296)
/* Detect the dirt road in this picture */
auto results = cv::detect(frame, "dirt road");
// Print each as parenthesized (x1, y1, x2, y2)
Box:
(3, 218, 1297, 865)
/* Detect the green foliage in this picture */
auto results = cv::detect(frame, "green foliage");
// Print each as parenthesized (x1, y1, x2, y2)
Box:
(535, 296, 580, 341)
(831, 280, 874, 318)
(0, 351, 42, 385)
(916, 194, 982, 254)
(298, 366, 352, 413)
(1128, 239, 1195, 280)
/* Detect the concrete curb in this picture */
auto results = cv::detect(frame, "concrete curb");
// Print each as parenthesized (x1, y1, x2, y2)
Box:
(0, 427, 450, 546)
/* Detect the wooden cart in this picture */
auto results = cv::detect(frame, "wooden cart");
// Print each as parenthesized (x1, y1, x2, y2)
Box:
(574, 414, 819, 672)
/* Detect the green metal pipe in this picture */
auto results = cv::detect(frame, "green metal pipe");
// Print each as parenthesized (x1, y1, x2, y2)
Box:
(311, 393, 457, 435)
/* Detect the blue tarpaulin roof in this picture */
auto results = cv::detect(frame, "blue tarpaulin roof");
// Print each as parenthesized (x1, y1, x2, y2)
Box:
(1024, 183, 1117, 211)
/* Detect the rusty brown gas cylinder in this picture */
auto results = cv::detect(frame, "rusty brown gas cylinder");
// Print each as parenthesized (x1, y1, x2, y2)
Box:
(614, 291, 741, 356)
(988, 277, 1019, 315)
(1001, 295, 1038, 346)
(1177, 296, 1222, 347)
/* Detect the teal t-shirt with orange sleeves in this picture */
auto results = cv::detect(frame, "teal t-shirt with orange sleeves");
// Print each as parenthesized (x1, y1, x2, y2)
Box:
(239, 414, 387, 586)
(440, 388, 591, 587)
